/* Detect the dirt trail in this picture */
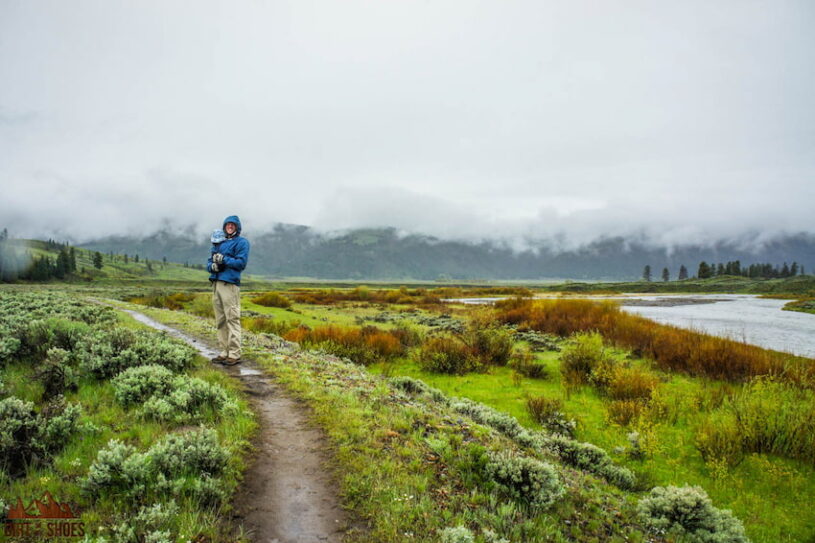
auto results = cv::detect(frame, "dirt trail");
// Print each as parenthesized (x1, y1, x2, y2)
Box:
(123, 309, 352, 543)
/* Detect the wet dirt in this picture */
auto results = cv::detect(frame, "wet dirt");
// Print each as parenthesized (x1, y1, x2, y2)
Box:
(122, 309, 353, 543)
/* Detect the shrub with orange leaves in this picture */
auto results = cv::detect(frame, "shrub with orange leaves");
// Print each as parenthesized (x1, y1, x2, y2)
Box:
(494, 298, 813, 386)
(282, 324, 405, 365)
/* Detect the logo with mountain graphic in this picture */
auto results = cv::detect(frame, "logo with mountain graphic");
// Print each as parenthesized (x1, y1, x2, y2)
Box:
(3, 491, 85, 539)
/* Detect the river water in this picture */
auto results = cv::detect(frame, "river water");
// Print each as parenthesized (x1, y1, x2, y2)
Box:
(618, 294, 815, 358)
(446, 294, 815, 358)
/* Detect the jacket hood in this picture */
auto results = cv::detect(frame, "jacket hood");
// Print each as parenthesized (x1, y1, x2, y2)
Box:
(223, 215, 242, 236)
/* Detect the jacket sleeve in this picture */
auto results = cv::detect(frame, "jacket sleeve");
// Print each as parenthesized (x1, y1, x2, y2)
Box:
(207, 246, 217, 273)
(223, 239, 249, 271)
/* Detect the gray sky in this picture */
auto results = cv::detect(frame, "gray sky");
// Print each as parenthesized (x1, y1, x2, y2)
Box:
(1, 0, 813, 249)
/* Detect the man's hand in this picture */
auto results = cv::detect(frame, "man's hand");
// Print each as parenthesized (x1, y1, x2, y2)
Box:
(211, 262, 220, 272)
(213, 253, 224, 264)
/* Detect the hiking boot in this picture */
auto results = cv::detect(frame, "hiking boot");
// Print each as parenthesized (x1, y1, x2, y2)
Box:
(223, 357, 241, 366)
(211, 355, 226, 364)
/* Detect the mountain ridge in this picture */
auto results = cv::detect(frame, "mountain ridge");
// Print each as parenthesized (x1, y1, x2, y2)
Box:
(78, 224, 815, 281)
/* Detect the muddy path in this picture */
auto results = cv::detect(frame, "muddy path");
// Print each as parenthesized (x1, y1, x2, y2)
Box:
(122, 309, 353, 543)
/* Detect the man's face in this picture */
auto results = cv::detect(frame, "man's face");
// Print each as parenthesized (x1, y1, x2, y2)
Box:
(225, 222, 237, 235)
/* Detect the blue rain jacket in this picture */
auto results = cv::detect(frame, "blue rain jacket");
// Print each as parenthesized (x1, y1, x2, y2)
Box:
(208, 215, 250, 285)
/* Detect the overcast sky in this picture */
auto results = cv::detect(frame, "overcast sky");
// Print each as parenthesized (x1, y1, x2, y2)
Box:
(1, 0, 813, 248)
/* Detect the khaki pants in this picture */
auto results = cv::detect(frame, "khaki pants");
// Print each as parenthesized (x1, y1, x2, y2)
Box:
(212, 280, 241, 359)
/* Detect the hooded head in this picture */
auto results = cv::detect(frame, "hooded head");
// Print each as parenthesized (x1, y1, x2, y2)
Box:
(211, 229, 226, 244)
(223, 215, 242, 238)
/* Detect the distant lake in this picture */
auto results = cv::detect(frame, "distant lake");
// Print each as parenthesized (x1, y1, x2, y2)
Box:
(445, 294, 815, 358)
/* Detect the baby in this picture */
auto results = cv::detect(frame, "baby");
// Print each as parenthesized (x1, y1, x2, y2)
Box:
(210, 229, 226, 271)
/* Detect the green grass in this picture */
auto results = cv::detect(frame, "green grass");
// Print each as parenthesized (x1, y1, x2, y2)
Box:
(7, 282, 815, 542)
(0, 294, 257, 543)
(242, 291, 815, 542)
(782, 298, 815, 315)
(121, 300, 654, 543)
(125, 283, 815, 541)
(364, 348, 815, 542)
(544, 274, 815, 296)
(9, 239, 275, 285)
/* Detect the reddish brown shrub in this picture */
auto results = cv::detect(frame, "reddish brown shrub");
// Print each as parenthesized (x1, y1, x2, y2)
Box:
(413, 336, 477, 374)
(494, 298, 813, 386)
(251, 292, 292, 308)
(607, 400, 645, 426)
(606, 367, 660, 401)
(282, 324, 405, 364)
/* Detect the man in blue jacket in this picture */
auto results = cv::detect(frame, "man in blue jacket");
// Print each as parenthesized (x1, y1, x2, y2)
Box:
(208, 215, 250, 365)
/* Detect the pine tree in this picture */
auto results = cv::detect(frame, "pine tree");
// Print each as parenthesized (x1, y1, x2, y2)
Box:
(661, 267, 669, 282)
(124, 254, 129, 264)
(678, 265, 688, 280)
(69, 247, 77, 272)
(93, 251, 104, 269)
(134, 254, 139, 263)
(642, 265, 652, 282)
(791, 262, 799, 276)
(697, 261, 711, 279)
(55, 249, 70, 279)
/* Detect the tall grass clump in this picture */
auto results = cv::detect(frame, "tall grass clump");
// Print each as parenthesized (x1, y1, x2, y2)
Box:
(284, 324, 404, 365)
(242, 316, 298, 337)
(606, 366, 660, 401)
(509, 347, 547, 378)
(559, 332, 660, 425)
(559, 331, 611, 385)
(494, 298, 812, 385)
(413, 313, 515, 374)
(464, 325, 514, 367)
(129, 292, 196, 311)
(413, 336, 478, 374)
(289, 286, 532, 306)
(187, 293, 215, 318)
(695, 377, 815, 466)
(250, 291, 292, 308)
(526, 396, 576, 437)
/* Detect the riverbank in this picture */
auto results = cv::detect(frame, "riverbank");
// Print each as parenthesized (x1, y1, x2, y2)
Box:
(538, 274, 815, 296)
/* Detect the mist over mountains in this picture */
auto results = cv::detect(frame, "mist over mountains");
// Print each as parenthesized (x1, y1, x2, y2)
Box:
(78, 223, 815, 281)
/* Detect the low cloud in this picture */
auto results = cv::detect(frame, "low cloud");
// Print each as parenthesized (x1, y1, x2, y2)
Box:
(3, 175, 813, 256)
(1, 1, 812, 253)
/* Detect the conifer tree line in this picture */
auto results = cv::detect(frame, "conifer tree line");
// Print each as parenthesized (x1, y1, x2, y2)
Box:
(0, 229, 161, 282)
(642, 260, 807, 281)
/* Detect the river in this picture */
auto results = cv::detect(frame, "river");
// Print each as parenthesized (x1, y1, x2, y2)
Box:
(446, 294, 815, 358)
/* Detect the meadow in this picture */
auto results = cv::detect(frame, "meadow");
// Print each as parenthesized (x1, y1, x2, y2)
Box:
(2, 280, 814, 542)
(0, 290, 257, 543)
(122, 283, 815, 542)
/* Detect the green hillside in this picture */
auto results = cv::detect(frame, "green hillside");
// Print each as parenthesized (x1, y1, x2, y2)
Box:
(20, 239, 211, 282)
